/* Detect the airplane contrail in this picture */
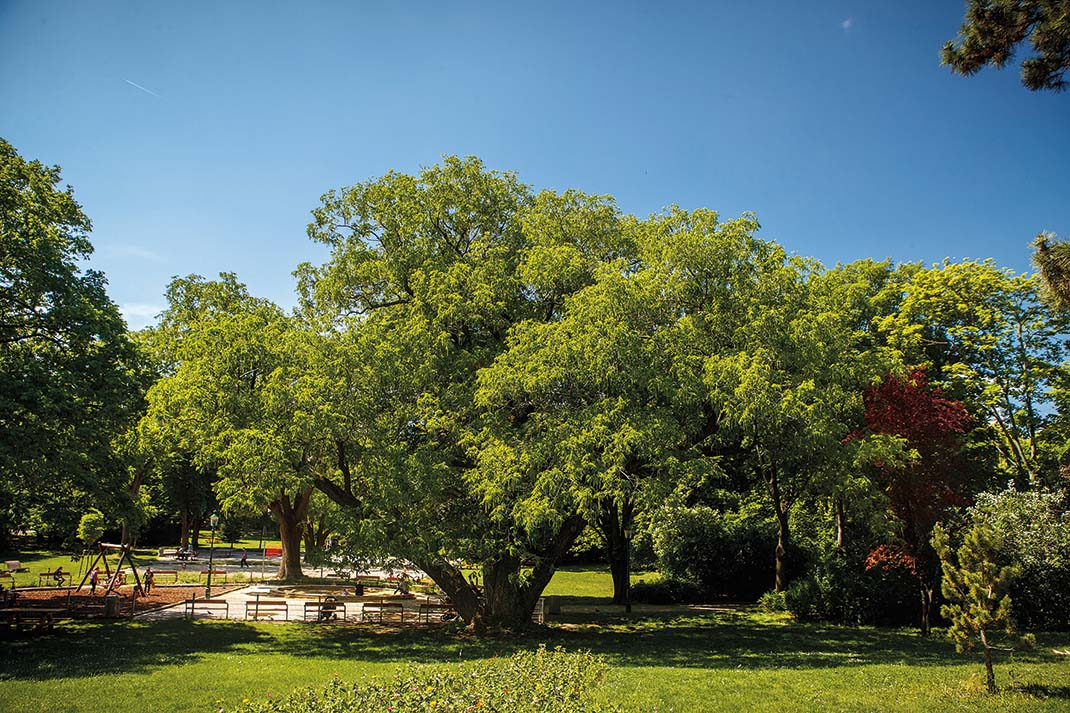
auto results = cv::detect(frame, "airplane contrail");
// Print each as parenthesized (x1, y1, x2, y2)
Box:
(125, 79, 161, 98)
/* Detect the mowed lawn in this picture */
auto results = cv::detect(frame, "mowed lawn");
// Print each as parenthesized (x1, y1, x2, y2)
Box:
(1, 567, 1068, 712)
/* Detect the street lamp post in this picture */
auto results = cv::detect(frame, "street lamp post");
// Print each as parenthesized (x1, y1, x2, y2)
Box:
(624, 526, 632, 614)
(204, 511, 220, 598)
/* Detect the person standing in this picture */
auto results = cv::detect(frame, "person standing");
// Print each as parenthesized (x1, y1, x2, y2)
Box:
(89, 567, 99, 595)
(240, 549, 249, 568)
(143, 567, 154, 595)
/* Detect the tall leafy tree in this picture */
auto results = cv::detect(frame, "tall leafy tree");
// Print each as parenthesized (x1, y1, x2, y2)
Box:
(0, 138, 146, 542)
(942, 0, 1070, 91)
(142, 274, 317, 579)
(704, 258, 898, 591)
(878, 260, 1068, 487)
(298, 157, 615, 629)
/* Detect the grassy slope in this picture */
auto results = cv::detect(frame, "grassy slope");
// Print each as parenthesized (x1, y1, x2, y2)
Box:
(1, 566, 1068, 712)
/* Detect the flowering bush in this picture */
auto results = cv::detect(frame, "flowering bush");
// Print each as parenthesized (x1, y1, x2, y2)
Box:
(225, 646, 618, 713)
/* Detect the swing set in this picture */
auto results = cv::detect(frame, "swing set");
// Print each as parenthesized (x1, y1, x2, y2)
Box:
(75, 542, 146, 596)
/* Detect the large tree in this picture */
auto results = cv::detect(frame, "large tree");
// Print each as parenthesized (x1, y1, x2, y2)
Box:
(141, 274, 318, 579)
(878, 260, 1068, 487)
(298, 157, 615, 629)
(0, 138, 146, 542)
(943, 0, 1070, 92)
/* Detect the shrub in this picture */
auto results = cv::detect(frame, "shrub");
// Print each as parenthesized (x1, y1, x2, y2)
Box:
(783, 552, 916, 626)
(651, 505, 773, 599)
(757, 589, 786, 612)
(630, 578, 705, 604)
(226, 647, 617, 713)
(970, 487, 1070, 630)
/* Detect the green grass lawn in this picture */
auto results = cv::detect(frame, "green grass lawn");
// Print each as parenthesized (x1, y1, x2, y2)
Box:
(1, 564, 1068, 712)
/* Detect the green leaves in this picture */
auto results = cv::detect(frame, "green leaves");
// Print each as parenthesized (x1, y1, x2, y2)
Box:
(0, 138, 147, 539)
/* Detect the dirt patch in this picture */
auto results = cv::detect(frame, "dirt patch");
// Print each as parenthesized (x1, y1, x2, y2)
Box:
(10, 584, 242, 618)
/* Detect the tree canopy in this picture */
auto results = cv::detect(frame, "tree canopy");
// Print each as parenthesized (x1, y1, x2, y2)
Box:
(0, 138, 147, 542)
(942, 0, 1070, 92)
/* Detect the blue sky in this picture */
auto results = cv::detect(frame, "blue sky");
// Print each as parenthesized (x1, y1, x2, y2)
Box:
(2, 1, 1068, 329)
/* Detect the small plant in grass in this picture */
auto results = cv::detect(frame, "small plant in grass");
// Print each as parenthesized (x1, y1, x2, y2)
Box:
(757, 589, 786, 612)
(226, 646, 616, 713)
(932, 521, 1031, 694)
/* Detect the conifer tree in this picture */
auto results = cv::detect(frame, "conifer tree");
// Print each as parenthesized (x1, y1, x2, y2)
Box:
(932, 521, 1020, 693)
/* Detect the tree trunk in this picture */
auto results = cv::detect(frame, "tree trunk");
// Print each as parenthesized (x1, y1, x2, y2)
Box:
(302, 514, 332, 563)
(835, 495, 846, 551)
(268, 488, 313, 581)
(191, 517, 201, 549)
(980, 627, 996, 693)
(415, 514, 587, 631)
(597, 499, 633, 605)
(765, 461, 792, 592)
(180, 510, 190, 548)
(918, 581, 933, 637)
(122, 467, 147, 546)
(775, 507, 790, 593)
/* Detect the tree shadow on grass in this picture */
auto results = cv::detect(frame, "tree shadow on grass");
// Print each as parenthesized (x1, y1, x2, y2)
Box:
(1011, 684, 1070, 700)
(252, 610, 969, 671)
(4, 611, 1065, 681)
(0, 619, 268, 681)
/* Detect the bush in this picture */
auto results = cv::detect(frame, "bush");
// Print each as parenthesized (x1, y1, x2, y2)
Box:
(226, 647, 616, 713)
(783, 552, 916, 626)
(630, 578, 705, 604)
(651, 505, 773, 599)
(756, 589, 786, 612)
(971, 487, 1070, 630)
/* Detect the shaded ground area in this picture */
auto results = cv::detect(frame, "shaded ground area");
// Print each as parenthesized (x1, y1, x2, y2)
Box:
(3, 608, 1068, 681)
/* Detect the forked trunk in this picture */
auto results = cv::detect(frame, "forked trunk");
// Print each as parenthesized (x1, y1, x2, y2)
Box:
(268, 488, 313, 581)
(918, 582, 933, 637)
(417, 514, 587, 631)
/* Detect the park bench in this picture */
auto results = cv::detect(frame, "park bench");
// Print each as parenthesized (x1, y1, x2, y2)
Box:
(37, 570, 74, 587)
(0, 571, 14, 584)
(151, 569, 180, 582)
(361, 600, 405, 624)
(200, 568, 227, 583)
(184, 598, 230, 619)
(158, 548, 180, 557)
(4, 560, 26, 573)
(417, 602, 457, 624)
(303, 600, 347, 622)
(0, 606, 69, 633)
(245, 599, 289, 621)
(354, 575, 381, 588)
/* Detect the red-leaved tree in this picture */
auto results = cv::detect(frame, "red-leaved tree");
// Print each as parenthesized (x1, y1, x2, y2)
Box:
(863, 368, 975, 635)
